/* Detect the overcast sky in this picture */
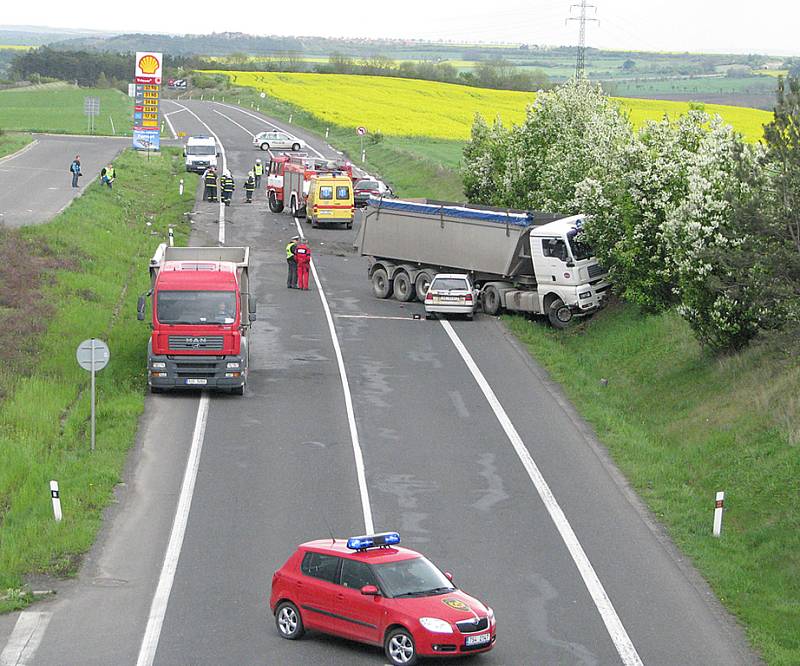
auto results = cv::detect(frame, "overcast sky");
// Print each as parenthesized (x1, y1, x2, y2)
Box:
(3, 0, 798, 57)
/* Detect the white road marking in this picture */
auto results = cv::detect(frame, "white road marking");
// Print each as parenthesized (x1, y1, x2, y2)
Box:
(0, 139, 39, 166)
(211, 108, 255, 139)
(135, 393, 211, 666)
(162, 111, 179, 140)
(165, 101, 227, 245)
(0, 612, 52, 666)
(439, 320, 643, 666)
(215, 103, 326, 159)
(294, 218, 374, 533)
(335, 314, 422, 321)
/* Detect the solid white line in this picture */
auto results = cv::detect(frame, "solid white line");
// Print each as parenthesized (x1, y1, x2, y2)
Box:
(0, 139, 39, 166)
(439, 320, 643, 666)
(335, 314, 422, 322)
(216, 102, 326, 159)
(162, 112, 178, 140)
(136, 393, 211, 666)
(166, 101, 227, 245)
(294, 218, 374, 533)
(212, 108, 255, 138)
(0, 612, 52, 666)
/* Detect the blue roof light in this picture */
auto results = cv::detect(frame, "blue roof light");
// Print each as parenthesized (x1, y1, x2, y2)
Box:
(346, 532, 401, 550)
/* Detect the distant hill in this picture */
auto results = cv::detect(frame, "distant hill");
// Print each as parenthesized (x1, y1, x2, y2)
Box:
(0, 26, 113, 46)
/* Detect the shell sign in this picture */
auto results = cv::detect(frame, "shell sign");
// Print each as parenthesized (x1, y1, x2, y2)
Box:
(135, 51, 162, 83)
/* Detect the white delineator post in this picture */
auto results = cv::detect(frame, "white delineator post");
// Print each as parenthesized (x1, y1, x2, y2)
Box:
(168, 227, 174, 247)
(179, 178, 184, 196)
(713, 491, 725, 537)
(50, 481, 62, 522)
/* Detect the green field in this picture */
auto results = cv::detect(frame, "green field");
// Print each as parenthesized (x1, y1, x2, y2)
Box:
(0, 86, 134, 136)
(0, 149, 196, 612)
(506, 307, 799, 665)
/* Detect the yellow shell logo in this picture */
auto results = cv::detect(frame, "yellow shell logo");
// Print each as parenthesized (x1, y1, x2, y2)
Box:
(442, 598, 470, 612)
(138, 54, 160, 75)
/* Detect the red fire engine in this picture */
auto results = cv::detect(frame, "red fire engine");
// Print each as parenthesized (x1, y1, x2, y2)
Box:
(266, 154, 354, 215)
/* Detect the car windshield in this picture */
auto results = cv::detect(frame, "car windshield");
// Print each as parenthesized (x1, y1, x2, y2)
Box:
(431, 278, 469, 291)
(356, 180, 379, 190)
(157, 290, 236, 325)
(186, 145, 215, 155)
(372, 556, 455, 598)
(567, 230, 593, 261)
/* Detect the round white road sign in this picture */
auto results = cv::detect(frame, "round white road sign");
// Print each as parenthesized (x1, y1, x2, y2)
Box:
(357, 126, 367, 136)
(76, 338, 110, 372)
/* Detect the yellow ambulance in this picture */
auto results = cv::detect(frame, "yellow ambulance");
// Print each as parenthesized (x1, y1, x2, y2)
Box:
(306, 175, 354, 229)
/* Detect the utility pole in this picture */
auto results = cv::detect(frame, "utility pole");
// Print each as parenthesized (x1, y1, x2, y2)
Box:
(567, 0, 598, 79)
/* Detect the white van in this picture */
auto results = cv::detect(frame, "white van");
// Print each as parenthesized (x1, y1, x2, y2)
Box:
(184, 136, 218, 172)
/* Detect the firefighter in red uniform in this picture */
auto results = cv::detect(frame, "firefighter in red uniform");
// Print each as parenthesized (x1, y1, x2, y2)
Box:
(295, 239, 311, 290)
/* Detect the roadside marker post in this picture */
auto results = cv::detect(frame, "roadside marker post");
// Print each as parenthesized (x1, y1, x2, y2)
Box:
(76, 339, 110, 452)
(109, 115, 116, 135)
(50, 481, 62, 522)
(289, 114, 293, 123)
(325, 127, 329, 139)
(357, 126, 367, 163)
(713, 491, 725, 537)
(179, 178, 184, 196)
(168, 227, 175, 246)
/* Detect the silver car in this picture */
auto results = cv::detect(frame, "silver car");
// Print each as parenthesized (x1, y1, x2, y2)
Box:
(253, 130, 306, 152)
(424, 273, 478, 320)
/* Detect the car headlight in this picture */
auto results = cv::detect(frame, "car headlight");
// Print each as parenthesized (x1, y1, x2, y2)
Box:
(579, 291, 592, 299)
(226, 362, 240, 369)
(487, 607, 495, 623)
(419, 617, 453, 634)
(151, 362, 166, 369)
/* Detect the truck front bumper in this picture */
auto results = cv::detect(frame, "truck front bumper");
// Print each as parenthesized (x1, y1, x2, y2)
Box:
(148, 354, 246, 391)
(574, 282, 611, 314)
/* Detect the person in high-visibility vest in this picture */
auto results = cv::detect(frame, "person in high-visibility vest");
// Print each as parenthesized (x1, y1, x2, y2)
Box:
(203, 166, 218, 202)
(221, 170, 235, 206)
(253, 159, 264, 189)
(286, 236, 298, 289)
(100, 163, 116, 189)
(295, 239, 311, 290)
(244, 171, 256, 203)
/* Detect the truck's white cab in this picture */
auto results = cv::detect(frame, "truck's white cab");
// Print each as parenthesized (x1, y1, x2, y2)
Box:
(184, 135, 218, 173)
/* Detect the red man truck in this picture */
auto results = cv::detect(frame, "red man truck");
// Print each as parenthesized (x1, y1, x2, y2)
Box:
(266, 154, 354, 216)
(137, 244, 256, 395)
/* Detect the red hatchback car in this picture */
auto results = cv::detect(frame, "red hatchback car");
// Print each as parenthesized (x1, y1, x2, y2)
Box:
(270, 532, 496, 665)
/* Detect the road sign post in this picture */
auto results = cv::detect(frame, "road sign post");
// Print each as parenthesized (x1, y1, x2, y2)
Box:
(357, 126, 367, 163)
(84, 96, 100, 134)
(76, 339, 110, 451)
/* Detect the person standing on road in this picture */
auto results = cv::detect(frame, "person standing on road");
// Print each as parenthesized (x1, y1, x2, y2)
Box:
(253, 159, 263, 189)
(286, 236, 298, 289)
(100, 163, 116, 189)
(221, 170, 235, 206)
(244, 171, 256, 203)
(295, 239, 311, 291)
(203, 166, 218, 202)
(69, 155, 82, 188)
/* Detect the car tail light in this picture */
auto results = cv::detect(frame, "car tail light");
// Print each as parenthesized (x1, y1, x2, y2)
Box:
(465, 293, 473, 302)
(425, 293, 433, 302)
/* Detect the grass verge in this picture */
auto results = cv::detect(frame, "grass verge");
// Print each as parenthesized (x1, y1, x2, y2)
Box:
(0, 132, 33, 159)
(506, 305, 799, 665)
(0, 86, 134, 136)
(0, 148, 196, 612)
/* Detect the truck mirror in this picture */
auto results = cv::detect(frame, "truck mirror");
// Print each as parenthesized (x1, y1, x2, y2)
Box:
(249, 312, 257, 323)
(137, 295, 146, 321)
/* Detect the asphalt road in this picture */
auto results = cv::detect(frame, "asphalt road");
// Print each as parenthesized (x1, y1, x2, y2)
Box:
(0, 133, 127, 228)
(0, 101, 759, 666)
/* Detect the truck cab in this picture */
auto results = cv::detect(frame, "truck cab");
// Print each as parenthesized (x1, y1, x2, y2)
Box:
(138, 245, 255, 395)
(184, 135, 218, 173)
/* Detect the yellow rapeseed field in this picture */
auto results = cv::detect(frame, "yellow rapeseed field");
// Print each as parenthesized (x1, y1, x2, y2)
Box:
(212, 71, 773, 142)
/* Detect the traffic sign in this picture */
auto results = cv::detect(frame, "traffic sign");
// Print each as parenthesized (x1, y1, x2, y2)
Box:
(76, 338, 109, 371)
(357, 126, 367, 136)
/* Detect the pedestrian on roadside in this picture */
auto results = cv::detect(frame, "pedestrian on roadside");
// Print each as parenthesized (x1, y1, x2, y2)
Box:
(100, 163, 116, 189)
(203, 166, 218, 202)
(69, 155, 82, 188)
(253, 158, 263, 188)
(244, 171, 256, 203)
(221, 170, 235, 206)
(295, 238, 311, 291)
(286, 235, 299, 289)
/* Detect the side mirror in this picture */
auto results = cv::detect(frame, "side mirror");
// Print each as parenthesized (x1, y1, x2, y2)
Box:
(248, 298, 257, 322)
(137, 295, 147, 321)
(443, 571, 453, 582)
(360, 585, 380, 596)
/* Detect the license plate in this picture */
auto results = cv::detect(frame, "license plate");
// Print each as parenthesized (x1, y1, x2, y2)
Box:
(319, 210, 333, 215)
(185, 378, 207, 385)
(465, 633, 491, 647)
(433, 296, 461, 304)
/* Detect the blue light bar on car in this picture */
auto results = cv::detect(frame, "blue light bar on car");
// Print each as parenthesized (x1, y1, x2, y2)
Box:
(346, 532, 401, 550)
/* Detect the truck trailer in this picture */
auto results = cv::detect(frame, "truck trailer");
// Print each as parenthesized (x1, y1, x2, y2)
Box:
(137, 244, 256, 394)
(356, 198, 609, 327)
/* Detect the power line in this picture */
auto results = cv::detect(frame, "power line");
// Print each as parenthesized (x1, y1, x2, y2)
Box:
(567, 0, 598, 78)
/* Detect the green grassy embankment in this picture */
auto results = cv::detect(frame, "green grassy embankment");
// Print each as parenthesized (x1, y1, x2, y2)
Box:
(0, 148, 196, 612)
(0, 85, 133, 136)
(506, 306, 799, 665)
(0, 132, 33, 158)
(194, 87, 465, 200)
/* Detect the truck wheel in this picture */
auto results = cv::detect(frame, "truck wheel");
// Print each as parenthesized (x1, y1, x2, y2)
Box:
(547, 298, 573, 329)
(414, 272, 432, 302)
(393, 272, 414, 302)
(260, 143, 270, 151)
(372, 269, 393, 299)
(292, 143, 301, 151)
(290, 198, 298, 217)
(483, 286, 501, 316)
(268, 191, 284, 213)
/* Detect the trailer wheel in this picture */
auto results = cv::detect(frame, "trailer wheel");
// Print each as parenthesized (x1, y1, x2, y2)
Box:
(290, 198, 298, 218)
(268, 191, 284, 213)
(415, 272, 432, 302)
(372, 269, 393, 299)
(547, 298, 573, 329)
(483, 286, 501, 316)
(393, 272, 414, 302)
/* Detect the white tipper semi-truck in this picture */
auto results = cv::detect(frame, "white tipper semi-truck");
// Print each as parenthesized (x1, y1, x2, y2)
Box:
(356, 198, 610, 327)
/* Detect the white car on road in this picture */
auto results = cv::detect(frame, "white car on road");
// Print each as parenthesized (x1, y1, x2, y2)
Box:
(424, 273, 479, 320)
(253, 130, 306, 152)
